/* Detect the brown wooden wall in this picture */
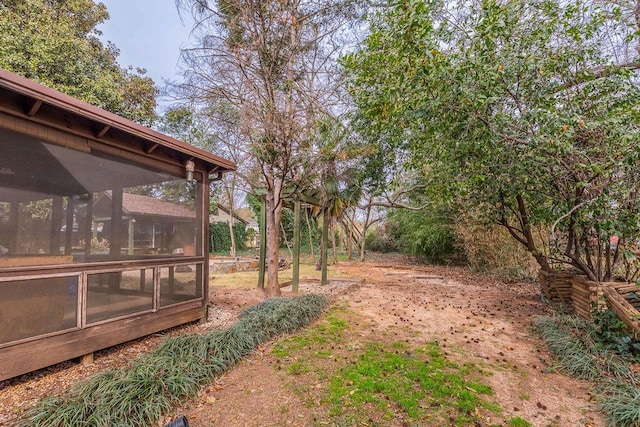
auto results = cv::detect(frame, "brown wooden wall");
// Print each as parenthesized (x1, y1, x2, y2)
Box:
(0, 301, 205, 381)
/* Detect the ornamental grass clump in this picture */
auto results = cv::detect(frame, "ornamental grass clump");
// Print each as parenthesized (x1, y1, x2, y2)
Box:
(19, 293, 328, 427)
(597, 379, 640, 427)
(534, 315, 629, 380)
(534, 315, 640, 427)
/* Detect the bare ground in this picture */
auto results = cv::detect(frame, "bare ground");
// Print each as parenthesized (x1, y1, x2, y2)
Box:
(0, 257, 604, 427)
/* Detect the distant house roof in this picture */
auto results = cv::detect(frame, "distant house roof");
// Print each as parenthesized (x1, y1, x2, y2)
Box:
(122, 193, 196, 219)
(210, 205, 249, 225)
(218, 205, 249, 224)
(95, 191, 196, 220)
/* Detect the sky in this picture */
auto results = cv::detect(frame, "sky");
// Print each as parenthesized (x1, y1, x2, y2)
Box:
(97, 1, 196, 106)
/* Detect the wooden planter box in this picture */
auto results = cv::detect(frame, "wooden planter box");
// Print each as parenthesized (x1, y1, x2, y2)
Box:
(569, 276, 613, 320)
(538, 270, 573, 304)
(539, 271, 618, 320)
(603, 284, 640, 337)
(540, 268, 640, 332)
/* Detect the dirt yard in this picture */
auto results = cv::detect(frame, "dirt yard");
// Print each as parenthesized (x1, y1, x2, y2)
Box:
(0, 256, 604, 426)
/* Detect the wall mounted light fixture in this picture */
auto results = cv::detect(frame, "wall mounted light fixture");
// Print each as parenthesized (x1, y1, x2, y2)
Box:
(185, 160, 195, 182)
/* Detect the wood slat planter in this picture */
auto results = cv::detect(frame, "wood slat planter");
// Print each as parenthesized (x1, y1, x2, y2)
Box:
(539, 268, 640, 334)
(538, 270, 573, 303)
(570, 276, 612, 320)
(603, 285, 640, 337)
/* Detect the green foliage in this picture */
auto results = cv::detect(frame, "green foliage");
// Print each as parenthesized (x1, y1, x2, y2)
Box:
(327, 342, 497, 425)
(246, 192, 319, 252)
(453, 215, 539, 281)
(592, 310, 640, 359)
(0, 0, 157, 125)
(210, 221, 247, 253)
(158, 107, 211, 149)
(344, 0, 640, 280)
(19, 294, 328, 427)
(364, 228, 397, 253)
(598, 379, 640, 427)
(533, 315, 629, 380)
(534, 314, 640, 427)
(385, 207, 458, 264)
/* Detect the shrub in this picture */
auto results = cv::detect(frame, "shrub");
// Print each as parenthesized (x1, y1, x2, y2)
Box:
(365, 228, 398, 253)
(453, 212, 538, 280)
(534, 314, 640, 427)
(209, 221, 247, 253)
(368, 207, 460, 264)
(388, 209, 458, 264)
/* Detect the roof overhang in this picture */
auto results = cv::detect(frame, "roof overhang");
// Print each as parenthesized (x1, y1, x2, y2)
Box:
(0, 68, 236, 178)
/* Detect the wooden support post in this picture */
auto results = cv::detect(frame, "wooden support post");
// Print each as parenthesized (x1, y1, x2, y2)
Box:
(140, 268, 146, 292)
(84, 193, 93, 256)
(321, 208, 329, 286)
(292, 199, 301, 294)
(110, 187, 123, 259)
(257, 197, 266, 289)
(50, 196, 63, 254)
(110, 188, 123, 290)
(80, 352, 94, 366)
(168, 266, 175, 294)
(64, 197, 75, 255)
(127, 219, 135, 255)
(199, 179, 206, 301)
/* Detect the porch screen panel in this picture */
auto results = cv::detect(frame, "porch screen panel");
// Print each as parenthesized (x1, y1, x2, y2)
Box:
(0, 127, 202, 266)
(86, 268, 154, 324)
(159, 263, 201, 307)
(0, 276, 78, 344)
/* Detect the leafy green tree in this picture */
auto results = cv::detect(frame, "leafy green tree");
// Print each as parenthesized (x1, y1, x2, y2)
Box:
(0, 0, 157, 125)
(344, 0, 640, 281)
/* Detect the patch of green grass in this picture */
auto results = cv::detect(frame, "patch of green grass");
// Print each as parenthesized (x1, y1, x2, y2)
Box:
(210, 256, 357, 288)
(272, 306, 348, 359)
(326, 341, 498, 426)
(287, 360, 310, 375)
(507, 416, 532, 427)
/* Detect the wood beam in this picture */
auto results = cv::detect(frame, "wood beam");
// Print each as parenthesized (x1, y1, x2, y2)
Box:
(145, 143, 160, 154)
(26, 99, 43, 117)
(95, 124, 111, 138)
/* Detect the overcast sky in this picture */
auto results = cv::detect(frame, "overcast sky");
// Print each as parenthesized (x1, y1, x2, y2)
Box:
(97, 0, 195, 105)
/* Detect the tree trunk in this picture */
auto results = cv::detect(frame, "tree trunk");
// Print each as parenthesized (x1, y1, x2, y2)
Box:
(501, 194, 552, 273)
(347, 220, 353, 261)
(306, 208, 314, 258)
(331, 218, 338, 265)
(227, 218, 236, 258)
(222, 177, 237, 258)
(264, 180, 283, 296)
(359, 201, 372, 262)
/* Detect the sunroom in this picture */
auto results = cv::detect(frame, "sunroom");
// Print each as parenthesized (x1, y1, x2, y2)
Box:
(0, 68, 235, 381)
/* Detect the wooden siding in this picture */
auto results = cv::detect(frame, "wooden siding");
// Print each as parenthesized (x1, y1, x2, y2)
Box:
(0, 302, 205, 381)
